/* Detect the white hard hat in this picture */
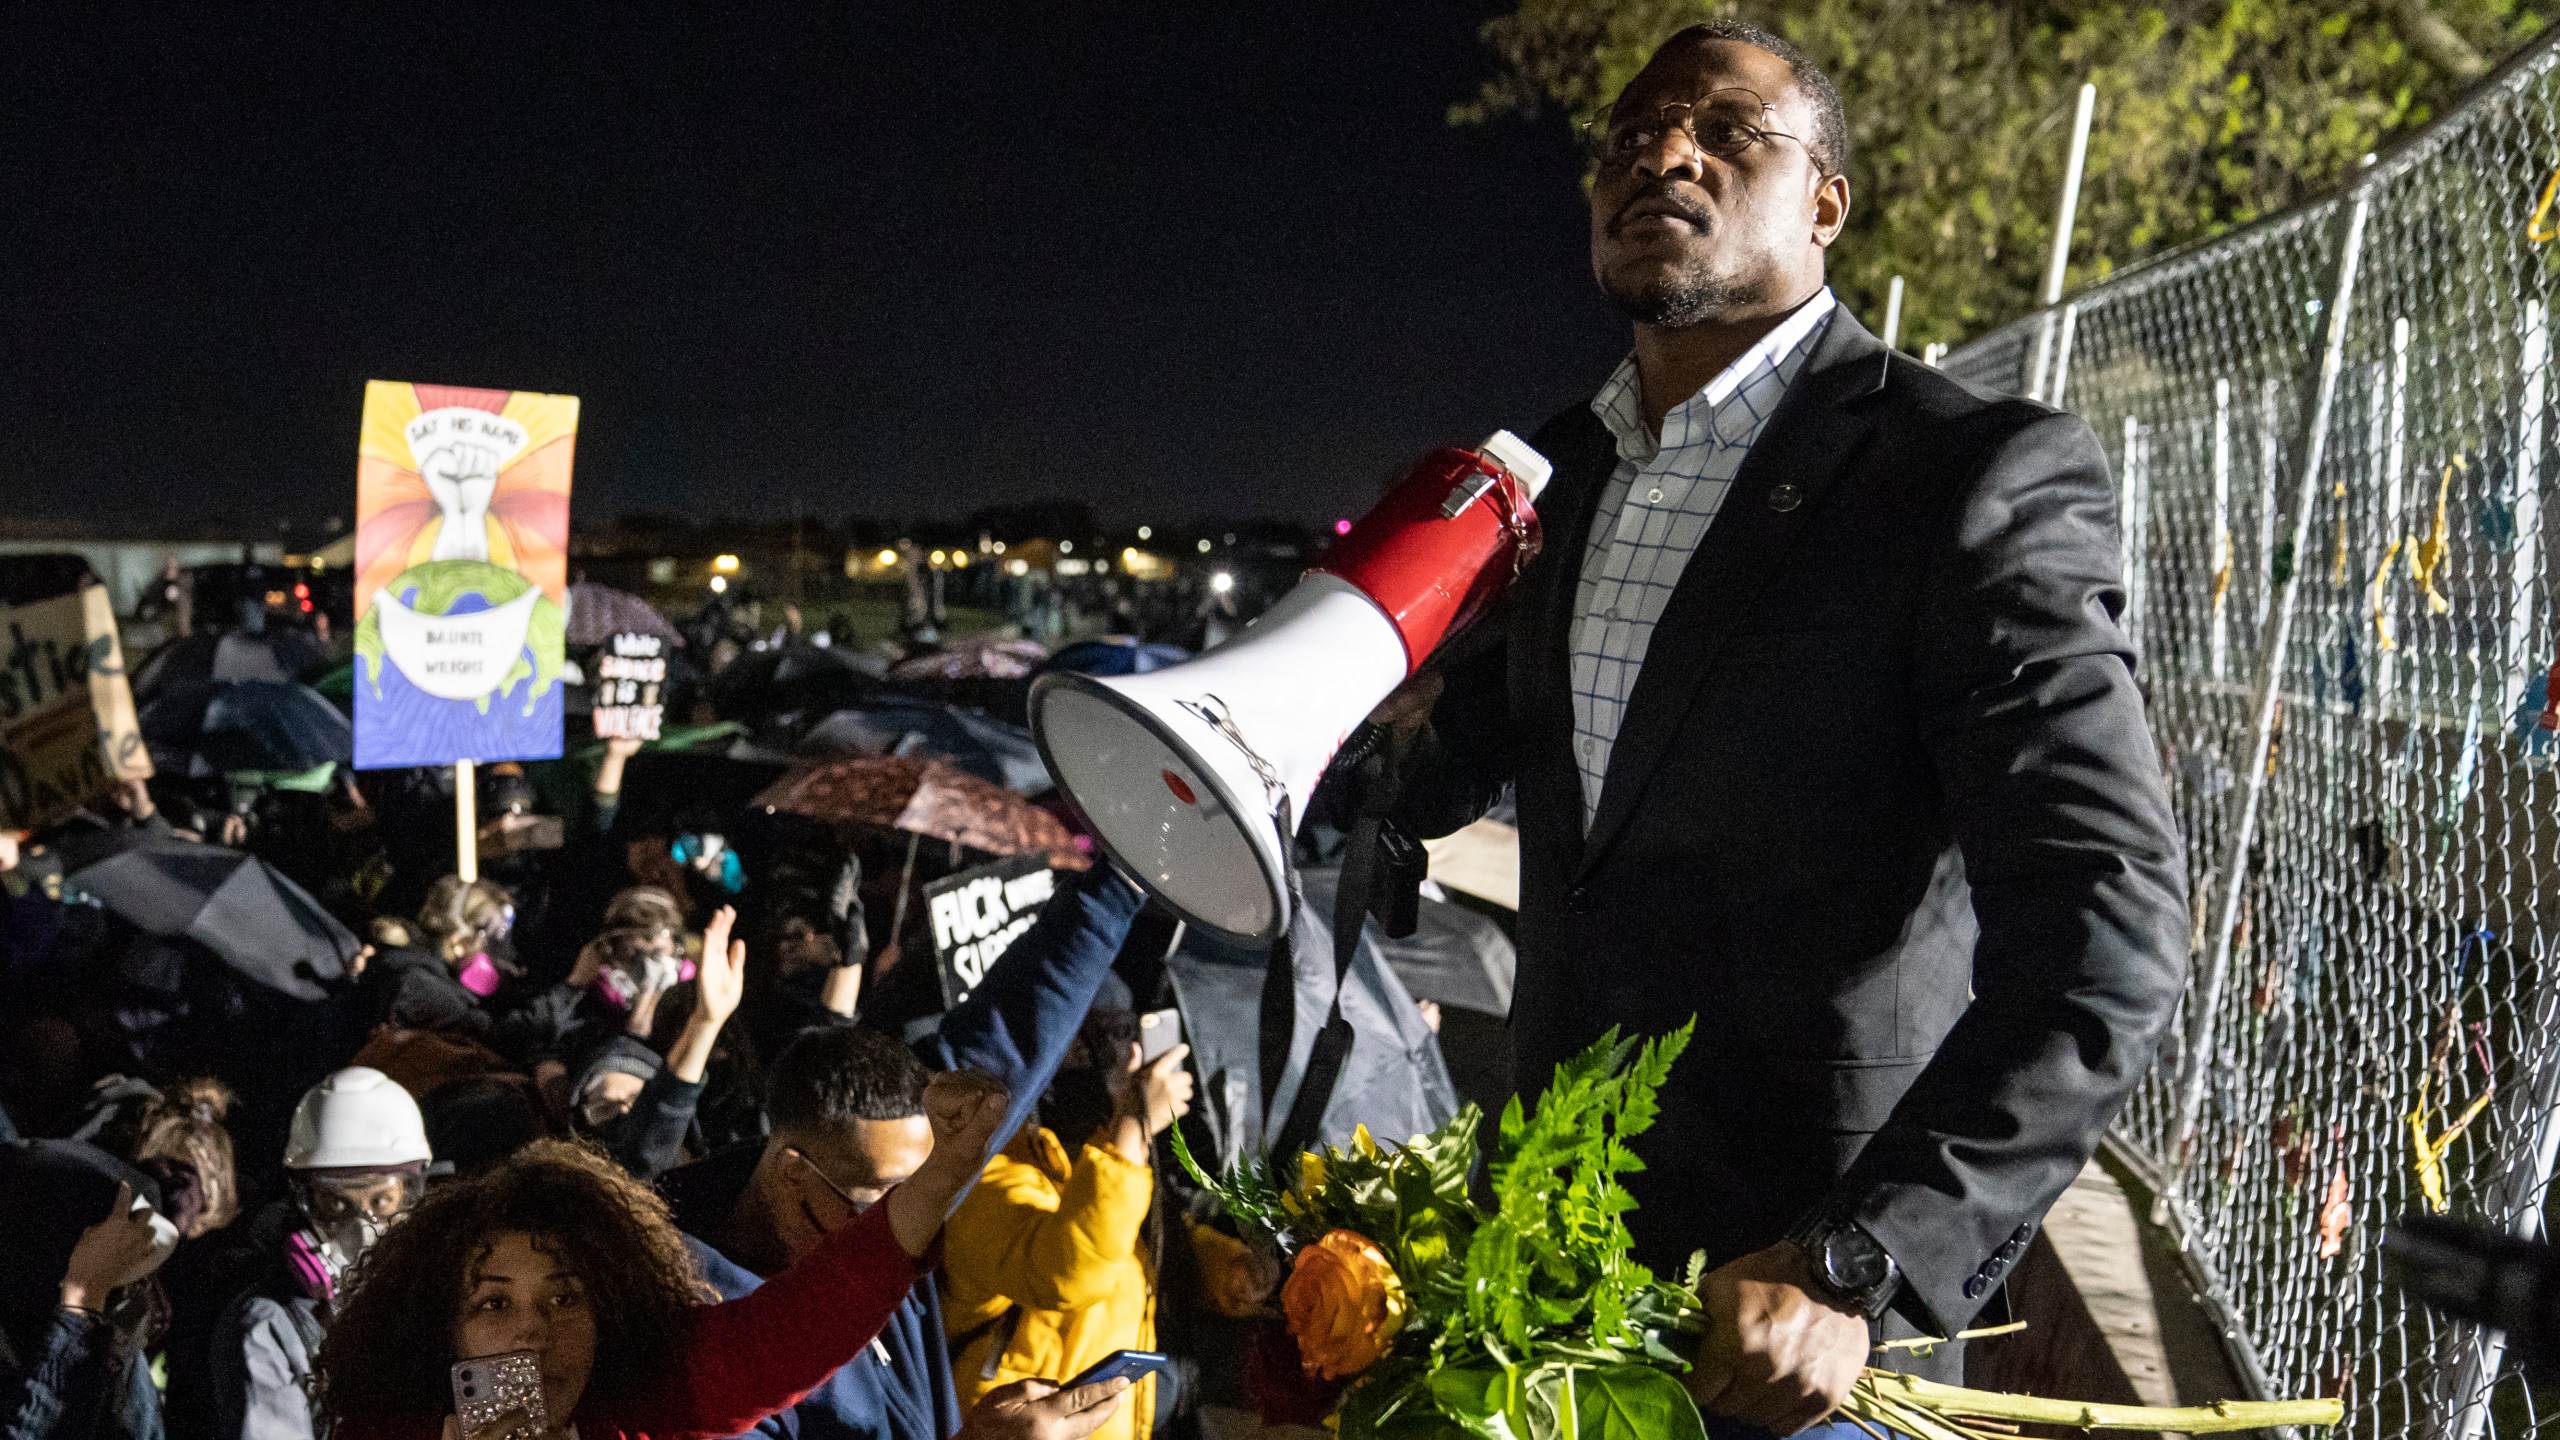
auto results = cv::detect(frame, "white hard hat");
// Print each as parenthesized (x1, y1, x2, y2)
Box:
(284, 1067, 432, 1170)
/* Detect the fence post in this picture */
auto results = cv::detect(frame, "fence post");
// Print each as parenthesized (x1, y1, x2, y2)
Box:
(2026, 83, 2098, 402)
(2165, 188, 2374, 1199)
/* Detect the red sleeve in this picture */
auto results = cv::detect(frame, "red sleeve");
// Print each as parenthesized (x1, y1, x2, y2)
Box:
(607, 1195, 932, 1438)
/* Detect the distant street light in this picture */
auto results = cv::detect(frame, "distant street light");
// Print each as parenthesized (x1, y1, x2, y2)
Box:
(1137, 525, 1153, 540)
(709, 575, 729, 593)
(1196, 538, 1213, 554)
(876, 548, 898, 566)
(1209, 571, 1234, 595)
(713, 553, 740, 573)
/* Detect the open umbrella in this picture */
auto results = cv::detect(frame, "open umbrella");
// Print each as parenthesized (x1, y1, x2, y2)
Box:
(888, 638, 1050, 683)
(132, 629, 329, 697)
(1040, 637, 1191, 678)
(753, 755, 1087, 868)
(565, 582, 683, 649)
(143, 680, 352, 776)
(797, 701, 1050, 794)
(709, 644, 878, 722)
(60, 836, 357, 1001)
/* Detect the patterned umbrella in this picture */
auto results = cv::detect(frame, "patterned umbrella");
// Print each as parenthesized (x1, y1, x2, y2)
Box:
(753, 755, 1087, 868)
(887, 638, 1050, 682)
(565, 582, 683, 648)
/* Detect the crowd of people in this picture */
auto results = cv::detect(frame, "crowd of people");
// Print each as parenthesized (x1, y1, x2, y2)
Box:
(0, 580, 1393, 1440)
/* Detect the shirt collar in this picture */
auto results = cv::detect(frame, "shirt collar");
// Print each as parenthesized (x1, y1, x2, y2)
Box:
(1590, 286, 1837, 464)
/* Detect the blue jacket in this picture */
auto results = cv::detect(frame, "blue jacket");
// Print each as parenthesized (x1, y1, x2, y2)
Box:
(660, 867, 1143, 1440)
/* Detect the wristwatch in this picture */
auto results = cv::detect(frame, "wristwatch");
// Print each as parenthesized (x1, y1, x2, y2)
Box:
(1787, 1214, 1901, 1320)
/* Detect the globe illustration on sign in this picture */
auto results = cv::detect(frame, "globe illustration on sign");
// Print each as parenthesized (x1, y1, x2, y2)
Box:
(355, 560, 567, 768)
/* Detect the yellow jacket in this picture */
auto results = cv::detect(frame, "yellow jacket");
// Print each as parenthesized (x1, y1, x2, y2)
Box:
(944, 1125, 1157, 1440)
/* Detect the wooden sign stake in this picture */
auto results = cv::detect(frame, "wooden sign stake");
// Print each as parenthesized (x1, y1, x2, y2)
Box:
(455, 757, 478, 882)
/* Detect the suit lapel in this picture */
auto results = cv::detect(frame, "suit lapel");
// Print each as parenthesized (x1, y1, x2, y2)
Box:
(1515, 410, 1619, 874)
(1575, 310, 1894, 878)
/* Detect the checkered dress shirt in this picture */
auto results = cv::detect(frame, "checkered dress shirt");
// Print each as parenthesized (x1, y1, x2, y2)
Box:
(1570, 288, 1837, 826)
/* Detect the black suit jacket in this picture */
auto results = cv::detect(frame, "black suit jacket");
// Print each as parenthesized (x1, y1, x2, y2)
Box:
(1403, 309, 2189, 1332)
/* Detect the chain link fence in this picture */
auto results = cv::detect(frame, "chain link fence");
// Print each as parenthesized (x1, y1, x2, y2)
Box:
(1941, 34, 2560, 1439)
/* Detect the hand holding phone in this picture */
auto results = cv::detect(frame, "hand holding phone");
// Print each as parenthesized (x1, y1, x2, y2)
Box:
(451, 1352, 547, 1440)
(1138, 1008, 1183, 1064)
(1063, 1349, 1173, 1392)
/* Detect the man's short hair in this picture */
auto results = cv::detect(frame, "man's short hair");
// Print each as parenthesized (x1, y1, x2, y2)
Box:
(1660, 19, 1849, 180)
(764, 1025, 931, 1134)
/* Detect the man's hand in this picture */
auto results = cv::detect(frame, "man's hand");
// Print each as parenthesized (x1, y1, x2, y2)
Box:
(0, 831, 18, 873)
(956, 1378, 1129, 1440)
(1363, 668, 1445, 745)
(887, 1070, 1012, 1256)
(1688, 1242, 1869, 1435)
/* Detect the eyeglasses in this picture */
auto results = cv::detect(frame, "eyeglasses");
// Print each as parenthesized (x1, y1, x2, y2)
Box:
(1582, 88, 1819, 173)
(787, 1146, 886, 1212)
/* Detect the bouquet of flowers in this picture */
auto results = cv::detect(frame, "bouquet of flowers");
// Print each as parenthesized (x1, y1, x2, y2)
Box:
(1176, 1021, 2344, 1440)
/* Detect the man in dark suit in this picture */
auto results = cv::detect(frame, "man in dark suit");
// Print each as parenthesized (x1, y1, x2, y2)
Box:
(1379, 19, 2189, 1437)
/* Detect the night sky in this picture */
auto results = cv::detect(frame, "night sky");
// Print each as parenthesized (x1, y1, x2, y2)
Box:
(1, 3, 1635, 535)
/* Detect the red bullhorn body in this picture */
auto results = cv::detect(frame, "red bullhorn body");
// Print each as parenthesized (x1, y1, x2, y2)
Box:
(1028, 431, 1551, 944)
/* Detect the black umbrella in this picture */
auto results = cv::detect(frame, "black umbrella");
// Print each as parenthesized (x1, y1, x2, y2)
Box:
(141, 680, 351, 776)
(798, 700, 1051, 794)
(63, 837, 356, 1000)
(710, 644, 879, 722)
(132, 629, 328, 698)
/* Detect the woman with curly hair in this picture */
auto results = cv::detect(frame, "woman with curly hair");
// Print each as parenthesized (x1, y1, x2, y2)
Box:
(315, 1069, 1042, 1440)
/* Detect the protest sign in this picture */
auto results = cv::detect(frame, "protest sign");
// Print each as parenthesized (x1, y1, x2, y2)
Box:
(352, 380, 578, 770)
(0, 583, 153, 831)
(924, 853, 1058, 1009)
(591, 632, 667, 742)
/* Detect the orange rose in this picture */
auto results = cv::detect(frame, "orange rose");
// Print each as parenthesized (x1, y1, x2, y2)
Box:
(1282, 1229, 1409, 1379)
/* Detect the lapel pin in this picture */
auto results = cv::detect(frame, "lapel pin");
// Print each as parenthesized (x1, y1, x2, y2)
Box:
(1767, 483, 1803, 513)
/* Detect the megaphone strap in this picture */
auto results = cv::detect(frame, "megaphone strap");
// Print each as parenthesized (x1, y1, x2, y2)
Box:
(1173, 693, 1287, 812)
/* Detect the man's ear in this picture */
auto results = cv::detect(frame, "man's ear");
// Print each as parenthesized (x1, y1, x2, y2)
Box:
(1811, 171, 1851, 249)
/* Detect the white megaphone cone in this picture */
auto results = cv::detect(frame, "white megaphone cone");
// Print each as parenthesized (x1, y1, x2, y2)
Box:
(1030, 430, 1551, 944)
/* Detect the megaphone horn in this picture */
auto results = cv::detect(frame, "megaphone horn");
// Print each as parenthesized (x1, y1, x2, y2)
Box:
(1029, 430, 1552, 944)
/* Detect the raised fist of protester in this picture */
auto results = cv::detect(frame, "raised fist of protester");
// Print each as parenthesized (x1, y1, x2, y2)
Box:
(61, 1181, 171, 1313)
(1686, 1241, 1869, 1435)
(884, 1070, 1011, 1256)
(955, 1377, 1129, 1440)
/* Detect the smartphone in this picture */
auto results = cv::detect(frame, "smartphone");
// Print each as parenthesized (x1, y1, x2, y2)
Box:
(1138, 1007, 1184, 1064)
(451, 1352, 547, 1438)
(1064, 1348, 1173, 1391)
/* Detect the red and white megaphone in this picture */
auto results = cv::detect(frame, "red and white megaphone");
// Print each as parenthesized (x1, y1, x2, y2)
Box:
(1028, 431, 1551, 945)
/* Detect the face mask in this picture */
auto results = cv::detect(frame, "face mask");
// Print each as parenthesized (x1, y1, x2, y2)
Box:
(287, 1208, 387, 1302)
(456, 953, 502, 997)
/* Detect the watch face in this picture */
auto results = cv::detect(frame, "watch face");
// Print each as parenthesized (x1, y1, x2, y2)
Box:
(1825, 1227, 1889, 1292)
